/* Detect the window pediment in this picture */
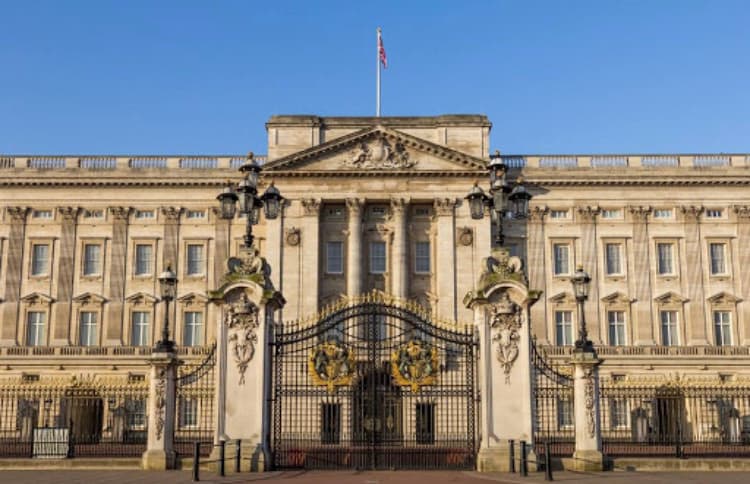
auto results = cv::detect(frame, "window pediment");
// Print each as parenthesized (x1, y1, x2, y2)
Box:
(177, 292, 209, 306)
(125, 292, 158, 306)
(601, 292, 635, 305)
(548, 292, 576, 305)
(707, 291, 742, 305)
(72, 292, 107, 306)
(654, 291, 688, 305)
(20, 292, 54, 306)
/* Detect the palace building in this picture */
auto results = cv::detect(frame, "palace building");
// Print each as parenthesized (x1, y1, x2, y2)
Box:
(1, 114, 749, 470)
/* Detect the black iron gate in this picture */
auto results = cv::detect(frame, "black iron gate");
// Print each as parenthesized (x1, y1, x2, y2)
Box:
(272, 296, 477, 470)
(531, 340, 574, 457)
(174, 345, 216, 457)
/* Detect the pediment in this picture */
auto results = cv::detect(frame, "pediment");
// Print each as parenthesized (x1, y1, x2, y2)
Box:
(177, 292, 209, 306)
(601, 292, 635, 305)
(707, 291, 742, 305)
(654, 291, 688, 305)
(20, 292, 54, 305)
(548, 292, 576, 305)
(125, 292, 158, 305)
(263, 126, 487, 174)
(72, 292, 107, 305)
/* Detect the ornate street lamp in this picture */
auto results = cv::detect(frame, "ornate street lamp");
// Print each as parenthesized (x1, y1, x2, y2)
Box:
(154, 265, 177, 353)
(571, 264, 594, 353)
(217, 152, 283, 249)
(465, 150, 532, 246)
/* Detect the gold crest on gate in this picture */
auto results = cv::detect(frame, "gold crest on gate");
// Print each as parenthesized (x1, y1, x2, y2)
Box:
(308, 341, 355, 393)
(391, 340, 439, 392)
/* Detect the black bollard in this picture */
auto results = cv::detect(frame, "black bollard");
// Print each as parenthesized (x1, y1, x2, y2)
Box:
(544, 441, 553, 481)
(235, 439, 242, 473)
(193, 442, 201, 482)
(508, 439, 516, 473)
(219, 440, 226, 477)
(520, 440, 528, 477)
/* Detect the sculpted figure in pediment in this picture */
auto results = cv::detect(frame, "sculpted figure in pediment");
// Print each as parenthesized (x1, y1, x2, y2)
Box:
(344, 135, 416, 170)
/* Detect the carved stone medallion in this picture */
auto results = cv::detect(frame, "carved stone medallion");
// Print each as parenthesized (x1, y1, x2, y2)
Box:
(343, 135, 416, 170)
(308, 340, 355, 393)
(391, 339, 439, 392)
(285, 227, 301, 246)
(224, 293, 260, 385)
(490, 292, 522, 384)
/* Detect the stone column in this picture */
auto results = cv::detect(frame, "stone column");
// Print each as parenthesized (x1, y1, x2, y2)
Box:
(142, 350, 178, 470)
(577, 207, 601, 344)
(569, 350, 603, 471)
(106, 207, 131, 344)
(435, 198, 457, 320)
(346, 198, 363, 298)
(300, 199, 321, 314)
(629, 207, 654, 345)
(52, 207, 79, 345)
(527, 207, 548, 343)
(390, 198, 409, 299)
(466, 249, 538, 472)
(681, 206, 708, 345)
(1, 207, 28, 345)
(733, 206, 750, 345)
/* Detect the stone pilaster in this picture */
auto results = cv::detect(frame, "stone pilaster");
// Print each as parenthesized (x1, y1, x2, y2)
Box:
(263, 200, 287, 292)
(106, 207, 131, 344)
(52, 207, 79, 345)
(300, 199, 320, 314)
(1, 207, 29, 345)
(628, 206, 654, 345)
(390, 198, 409, 299)
(733, 205, 750, 345)
(576, 206, 601, 344)
(160, 207, 182, 269)
(213, 209, 231, 287)
(568, 351, 604, 472)
(527, 206, 548, 343)
(681, 206, 708, 345)
(434, 198, 457, 320)
(142, 351, 178, 470)
(345, 198, 363, 298)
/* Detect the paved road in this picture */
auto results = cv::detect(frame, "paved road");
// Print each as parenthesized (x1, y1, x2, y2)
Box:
(2, 470, 750, 484)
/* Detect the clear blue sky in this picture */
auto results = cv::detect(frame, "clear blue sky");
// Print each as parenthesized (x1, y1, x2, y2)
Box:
(1, 0, 748, 155)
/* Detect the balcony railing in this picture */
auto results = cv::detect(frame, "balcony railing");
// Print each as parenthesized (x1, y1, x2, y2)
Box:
(499, 154, 750, 169)
(0, 155, 267, 171)
(540, 345, 750, 357)
(0, 345, 214, 358)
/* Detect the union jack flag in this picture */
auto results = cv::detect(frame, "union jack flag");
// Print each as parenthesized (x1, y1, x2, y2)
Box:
(378, 31, 387, 69)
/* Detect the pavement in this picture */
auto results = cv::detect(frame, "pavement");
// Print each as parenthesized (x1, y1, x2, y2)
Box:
(2, 470, 750, 484)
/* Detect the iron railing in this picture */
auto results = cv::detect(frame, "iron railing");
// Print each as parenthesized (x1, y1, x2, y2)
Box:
(174, 344, 216, 457)
(531, 340, 575, 457)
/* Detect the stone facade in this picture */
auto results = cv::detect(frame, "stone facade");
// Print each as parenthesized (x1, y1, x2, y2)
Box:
(1, 115, 750, 462)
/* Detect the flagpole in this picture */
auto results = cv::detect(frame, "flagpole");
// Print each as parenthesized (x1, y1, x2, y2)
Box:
(376, 27, 381, 117)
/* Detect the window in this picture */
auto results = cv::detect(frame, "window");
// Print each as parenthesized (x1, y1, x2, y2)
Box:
(83, 209, 103, 219)
(660, 311, 679, 346)
(557, 397, 574, 429)
(370, 241, 386, 274)
(326, 241, 343, 274)
(134, 210, 155, 219)
(553, 244, 570, 275)
(26, 312, 46, 346)
(326, 207, 343, 217)
(416, 403, 436, 444)
(82, 244, 102, 276)
(550, 210, 569, 219)
(183, 311, 203, 346)
(709, 243, 727, 275)
(134, 244, 153, 276)
(178, 398, 198, 427)
(414, 207, 430, 217)
(656, 243, 674, 275)
(186, 244, 205, 276)
(714, 311, 732, 346)
(705, 209, 723, 219)
(78, 311, 98, 346)
(608, 311, 626, 346)
(610, 399, 630, 429)
(131, 311, 150, 346)
(370, 206, 387, 217)
(601, 209, 622, 219)
(185, 210, 205, 219)
(415, 241, 431, 274)
(32, 210, 53, 219)
(321, 403, 341, 444)
(126, 399, 147, 429)
(605, 243, 623, 275)
(555, 311, 574, 346)
(31, 244, 50, 276)
(653, 209, 673, 219)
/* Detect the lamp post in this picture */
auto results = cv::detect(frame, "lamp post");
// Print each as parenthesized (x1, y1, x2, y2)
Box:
(216, 152, 283, 249)
(465, 150, 532, 246)
(571, 264, 594, 353)
(154, 265, 177, 353)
